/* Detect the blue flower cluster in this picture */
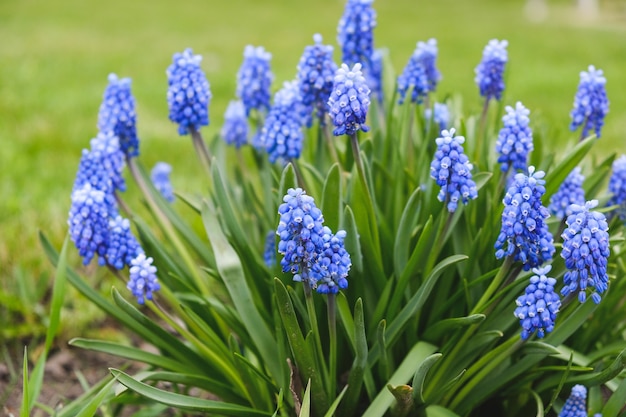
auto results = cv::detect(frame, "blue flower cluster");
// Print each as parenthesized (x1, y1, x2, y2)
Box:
(263, 230, 276, 268)
(397, 38, 441, 104)
(237, 45, 274, 116)
(549, 167, 586, 219)
(328, 63, 371, 136)
(337, 0, 376, 70)
(514, 265, 561, 340)
(368, 49, 383, 103)
(561, 200, 610, 304)
(570, 65, 609, 138)
(106, 216, 144, 270)
(425, 102, 450, 133)
(277, 188, 351, 294)
(221, 100, 249, 148)
(166, 48, 211, 135)
(260, 81, 304, 163)
(607, 155, 626, 221)
(495, 101, 534, 173)
(68, 183, 110, 266)
(474, 39, 508, 102)
(495, 167, 555, 270)
(89, 131, 126, 194)
(128, 253, 160, 305)
(558, 385, 587, 417)
(430, 128, 478, 212)
(97, 73, 140, 158)
(151, 162, 175, 203)
(296, 34, 338, 127)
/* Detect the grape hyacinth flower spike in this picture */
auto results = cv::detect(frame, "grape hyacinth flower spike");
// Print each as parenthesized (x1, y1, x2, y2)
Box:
(570, 65, 609, 140)
(128, 253, 160, 304)
(106, 215, 144, 270)
(151, 162, 175, 203)
(68, 183, 110, 266)
(548, 167, 585, 220)
(397, 38, 441, 105)
(312, 227, 351, 294)
(296, 34, 338, 128)
(221, 100, 249, 148)
(89, 131, 126, 194)
(514, 265, 561, 340)
(237, 45, 274, 116)
(561, 200, 610, 304)
(475, 39, 508, 103)
(72, 147, 118, 217)
(495, 101, 534, 173)
(97, 73, 140, 158)
(607, 155, 626, 221)
(425, 102, 450, 133)
(430, 128, 478, 213)
(495, 166, 555, 270)
(328, 63, 371, 137)
(558, 385, 587, 417)
(337, 0, 376, 70)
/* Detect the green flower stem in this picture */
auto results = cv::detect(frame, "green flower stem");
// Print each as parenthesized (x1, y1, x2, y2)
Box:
(304, 281, 330, 388)
(423, 209, 453, 277)
(322, 123, 340, 168)
(447, 336, 522, 409)
(405, 104, 416, 173)
(190, 127, 212, 177)
(474, 97, 490, 163)
(114, 191, 132, 217)
(470, 254, 514, 315)
(349, 132, 380, 246)
(292, 159, 309, 192)
(327, 293, 337, 399)
(127, 157, 210, 296)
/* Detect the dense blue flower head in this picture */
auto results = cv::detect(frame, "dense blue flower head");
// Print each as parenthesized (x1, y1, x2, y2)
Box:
(106, 215, 144, 270)
(128, 253, 160, 304)
(73, 148, 118, 214)
(495, 167, 555, 270)
(89, 131, 126, 193)
(475, 39, 508, 102)
(312, 228, 351, 294)
(397, 39, 441, 105)
(68, 183, 110, 266)
(277, 188, 327, 288)
(221, 100, 249, 148)
(166, 48, 211, 135)
(607, 155, 626, 221)
(97, 73, 140, 158)
(296, 34, 338, 127)
(263, 230, 276, 268)
(559, 385, 587, 417)
(570, 65, 609, 138)
(561, 200, 610, 304)
(237, 45, 274, 116)
(495, 102, 534, 172)
(425, 102, 450, 133)
(337, 0, 376, 70)
(328, 63, 371, 136)
(514, 265, 561, 340)
(430, 128, 478, 212)
(368, 49, 383, 103)
(260, 81, 304, 164)
(151, 162, 175, 203)
(549, 167, 586, 219)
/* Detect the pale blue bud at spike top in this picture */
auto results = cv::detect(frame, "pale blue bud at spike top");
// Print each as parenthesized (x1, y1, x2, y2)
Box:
(548, 167, 585, 220)
(151, 162, 175, 203)
(475, 39, 508, 102)
(237, 45, 274, 116)
(495, 101, 534, 173)
(514, 265, 561, 340)
(558, 385, 587, 417)
(166, 48, 211, 135)
(128, 253, 160, 304)
(337, 0, 376, 70)
(570, 65, 609, 138)
(328, 63, 371, 136)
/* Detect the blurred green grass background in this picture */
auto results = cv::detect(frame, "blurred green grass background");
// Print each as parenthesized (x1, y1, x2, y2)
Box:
(1, 0, 625, 338)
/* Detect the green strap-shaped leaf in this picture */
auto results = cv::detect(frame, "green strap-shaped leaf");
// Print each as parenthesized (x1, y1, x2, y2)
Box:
(110, 369, 272, 416)
(321, 163, 342, 232)
(412, 353, 443, 406)
(74, 377, 117, 417)
(422, 314, 485, 341)
(602, 375, 626, 417)
(393, 186, 422, 276)
(299, 379, 312, 417)
(544, 135, 597, 198)
(343, 205, 363, 273)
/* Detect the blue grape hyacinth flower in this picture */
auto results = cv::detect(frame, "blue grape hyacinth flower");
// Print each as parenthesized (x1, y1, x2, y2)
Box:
(397, 38, 441, 105)
(495, 101, 534, 173)
(166, 48, 211, 135)
(548, 167, 586, 219)
(312, 227, 351, 294)
(221, 100, 249, 148)
(495, 166, 555, 270)
(368, 49, 384, 103)
(277, 188, 327, 289)
(296, 34, 338, 127)
(260, 81, 304, 164)
(263, 230, 276, 268)
(73, 148, 118, 215)
(607, 155, 626, 221)
(559, 385, 587, 417)
(328, 63, 371, 136)
(425, 102, 450, 133)
(237, 45, 274, 116)
(128, 253, 160, 304)
(561, 200, 610, 304)
(570, 65, 609, 139)
(106, 215, 144, 270)
(151, 162, 175, 203)
(514, 265, 561, 340)
(68, 183, 110, 266)
(337, 0, 376, 70)
(97, 73, 140, 158)
(89, 131, 126, 194)
(430, 128, 478, 212)
(475, 39, 508, 102)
